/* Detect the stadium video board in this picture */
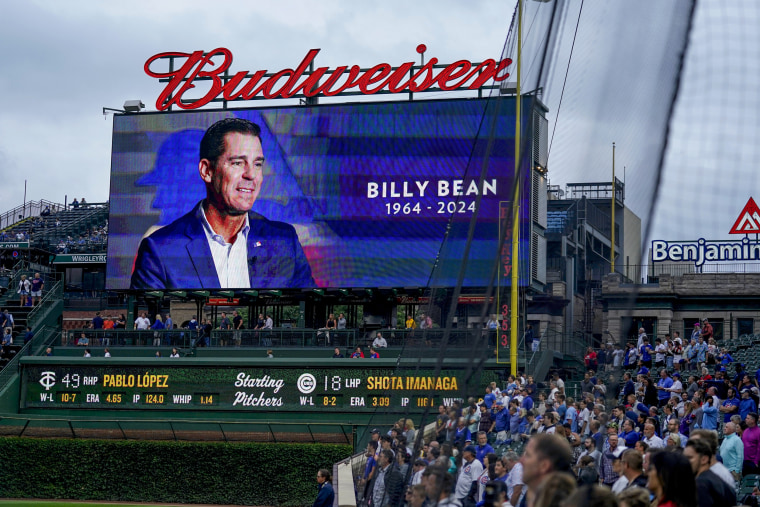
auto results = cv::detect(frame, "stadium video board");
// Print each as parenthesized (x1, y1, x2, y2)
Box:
(106, 97, 531, 290)
(22, 361, 474, 414)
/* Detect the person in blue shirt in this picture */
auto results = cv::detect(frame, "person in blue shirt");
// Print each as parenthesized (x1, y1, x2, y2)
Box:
(740, 388, 757, 420)
(619, 419, 640, 448)
(453, 417, 471, 448)
(555, 394, 567, 422)
(490, 401, 510, 445)
(620, 372, 635, 403)
(636, 361, 649, 377)
(718, 348, 734, 365)
(720, 388, 740, 423)
(23, 326, 34, 344)
(312, 469, 335, 507)
(656, 369, 674, 407)
(639, 338, 653, 368)
(474, 431, 494, 465)
(700, 395, 718, 430)
(508, 406, 521, 441)
(565, 399, 578, 433)
(695, 337, 708, 364)
(520, 388, 534, 412)
(483, 386, 496, 410)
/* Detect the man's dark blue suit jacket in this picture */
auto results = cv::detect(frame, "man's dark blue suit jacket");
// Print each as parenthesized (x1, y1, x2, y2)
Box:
(130, 205, 314, 289)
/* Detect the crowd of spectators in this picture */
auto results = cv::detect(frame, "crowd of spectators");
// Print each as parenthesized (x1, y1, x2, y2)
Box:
(55, 224, 108, 254)
(357, 325, 760, 507)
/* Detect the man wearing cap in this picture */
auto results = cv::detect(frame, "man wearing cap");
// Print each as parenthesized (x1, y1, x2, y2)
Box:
(600, 433, 624, 487)
(454, 445, 483, 506)
(490, 400, 509, 445)
(667, 371, 683, 396)
(740, 389, 757, 420)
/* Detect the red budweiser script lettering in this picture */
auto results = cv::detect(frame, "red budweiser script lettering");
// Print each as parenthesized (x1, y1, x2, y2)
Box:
(144, 44, 512, 110)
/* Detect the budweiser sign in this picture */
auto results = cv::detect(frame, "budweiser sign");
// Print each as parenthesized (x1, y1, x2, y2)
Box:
(144, 44, 512, 111)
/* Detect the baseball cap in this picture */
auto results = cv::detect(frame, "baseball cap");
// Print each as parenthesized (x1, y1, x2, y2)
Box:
(464, 445, 477, 455)
(371, 428, 381, 434)
(495, 400, 504, 405)
(672, 372, 680, 378)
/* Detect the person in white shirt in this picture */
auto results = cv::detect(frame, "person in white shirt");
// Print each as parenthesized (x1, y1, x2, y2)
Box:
(552, 372, 565, 394)
(503, 452, 524, 507)
(642, 423, 664, 449)
(547, 381, 559, 405)
(454, 446, 483, 503)
(655, 339, 667, 367)
(372, 332, 388, 348)
(578, 400, 591, 436)
(135, 312, 150, 330)
(636, 328, 647, 349)
(612, 345, 624, 368)
(103, 348, 111, 358)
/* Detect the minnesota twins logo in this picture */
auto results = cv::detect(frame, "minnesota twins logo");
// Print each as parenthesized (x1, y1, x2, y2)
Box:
(39, 371, 56, 391)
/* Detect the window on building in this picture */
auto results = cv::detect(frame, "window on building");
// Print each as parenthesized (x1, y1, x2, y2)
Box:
(623, 317, 657, 343)
(738, 318, 754, 337)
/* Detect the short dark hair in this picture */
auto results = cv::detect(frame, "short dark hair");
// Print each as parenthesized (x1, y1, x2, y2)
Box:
(531, 434, 573, 474)
(689, 429, 718, 455)
(686, 438, 714, 459)
(199, 118, 262, 166)
(425, 465, 455, 499)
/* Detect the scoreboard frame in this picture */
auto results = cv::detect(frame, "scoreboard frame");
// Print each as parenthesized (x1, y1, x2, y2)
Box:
(20, 357, 485, 415)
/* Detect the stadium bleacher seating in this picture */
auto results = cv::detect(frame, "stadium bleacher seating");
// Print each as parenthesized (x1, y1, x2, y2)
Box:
(0, 202, 108, 254)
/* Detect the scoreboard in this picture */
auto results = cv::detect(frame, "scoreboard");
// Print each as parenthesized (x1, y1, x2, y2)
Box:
(20, 358, 481, 413)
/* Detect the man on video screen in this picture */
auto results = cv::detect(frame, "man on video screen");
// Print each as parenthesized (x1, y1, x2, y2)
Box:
(130, 118, 314, 290)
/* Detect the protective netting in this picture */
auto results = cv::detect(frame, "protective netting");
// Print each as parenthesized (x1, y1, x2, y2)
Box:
(654, 1, 760, 242)
(359, 0, 697, 469)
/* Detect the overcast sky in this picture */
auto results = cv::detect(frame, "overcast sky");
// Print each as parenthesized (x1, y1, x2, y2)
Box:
(0, 0, 754, 246)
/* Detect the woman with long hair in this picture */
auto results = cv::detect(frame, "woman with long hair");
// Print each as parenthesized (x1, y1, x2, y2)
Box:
(647, 450, 697, 507)
(679, 399, 696, 437)
(642, 377, 659, 407)
(477, 452, 499, 505)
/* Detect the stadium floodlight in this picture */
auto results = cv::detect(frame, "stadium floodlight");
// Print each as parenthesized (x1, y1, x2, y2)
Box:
(123, 100, 145, 112)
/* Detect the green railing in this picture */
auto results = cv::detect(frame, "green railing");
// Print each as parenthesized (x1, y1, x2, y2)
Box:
(27, 279, 63, 332)
(61, 327, 503, 350)
(0, 325, 58, 392)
